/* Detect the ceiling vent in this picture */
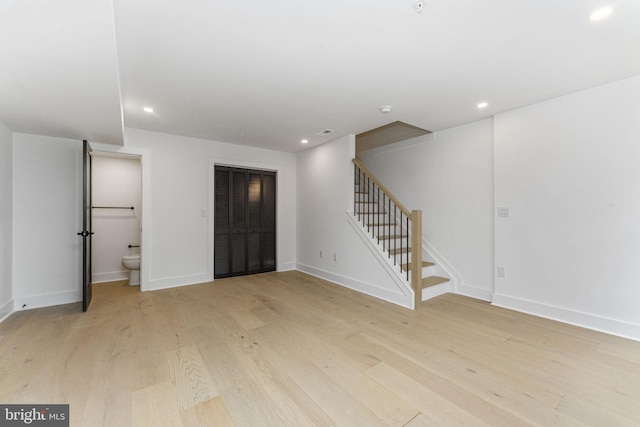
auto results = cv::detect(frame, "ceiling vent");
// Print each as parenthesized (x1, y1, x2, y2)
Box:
(315, 129, 334, 136)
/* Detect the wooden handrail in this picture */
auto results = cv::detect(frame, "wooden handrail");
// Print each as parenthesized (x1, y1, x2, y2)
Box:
(352, 159, 411, 218)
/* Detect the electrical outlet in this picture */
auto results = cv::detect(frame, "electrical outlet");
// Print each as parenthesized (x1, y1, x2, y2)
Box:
(497, 207, 510, 218)
(333, 253, 337, 261)
(497, 266, 506, 278)
(319, 250, 323, 258)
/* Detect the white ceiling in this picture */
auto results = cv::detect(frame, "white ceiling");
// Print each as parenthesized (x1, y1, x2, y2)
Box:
(1, 0, 639, 152)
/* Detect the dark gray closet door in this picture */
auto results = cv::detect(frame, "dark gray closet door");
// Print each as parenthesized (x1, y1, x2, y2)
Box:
(214, 166, 276, 279)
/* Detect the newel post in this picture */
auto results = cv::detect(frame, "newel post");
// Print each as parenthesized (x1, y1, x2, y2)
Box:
(411, 210, 423, 309)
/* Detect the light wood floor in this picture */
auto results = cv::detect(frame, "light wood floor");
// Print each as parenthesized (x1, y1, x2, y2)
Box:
(1, 271, 640, 426)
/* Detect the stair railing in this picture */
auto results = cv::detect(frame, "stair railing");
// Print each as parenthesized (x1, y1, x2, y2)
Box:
(353, 159, 423, 308)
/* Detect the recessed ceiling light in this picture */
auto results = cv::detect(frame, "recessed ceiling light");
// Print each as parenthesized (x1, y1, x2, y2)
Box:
(143, 107, 154, 113)
(301, 139, 309, 144)
(477, 102, 488, 109)
(590, 7, 612, 21)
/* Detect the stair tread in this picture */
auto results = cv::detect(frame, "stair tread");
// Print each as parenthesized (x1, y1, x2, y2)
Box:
(422, 276, 449, 289)
(378, 234, 408, 240)
(389, 247, 410, 255)
(401, 261, 435, 271)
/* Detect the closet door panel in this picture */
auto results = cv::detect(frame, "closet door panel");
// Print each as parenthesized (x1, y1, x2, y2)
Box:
(248, 173, 261, 230)
(215, 170, 230, 231)
(263, 231, 276, 270)
(230, 233, 246, 274)
(247, 233, 261, 271)
(214, 234, 229, 276)
(232, 171, 246, 230)
(247, 172, 262, 272)
(263, 174, 276, 230)
(214, 169, 230, 277)
(262, 173, 276, 271)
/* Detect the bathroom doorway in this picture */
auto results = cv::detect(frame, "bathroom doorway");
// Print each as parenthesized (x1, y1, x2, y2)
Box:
(90, 152, 142, 288)
(214, 166, 276, 278)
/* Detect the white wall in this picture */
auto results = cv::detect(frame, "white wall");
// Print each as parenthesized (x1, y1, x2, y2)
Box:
(296, 135, 414, 307)
(91, 155, 141, 283)
(360, 119, 495, 300)
(12, 133, 82, 309)
(0, 123, 13, 319)
(494, 76, 640, 340)
(122, 128, 297, 291)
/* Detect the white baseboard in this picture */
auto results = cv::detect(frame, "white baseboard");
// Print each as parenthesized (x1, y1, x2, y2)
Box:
(278, 262, 296, 272)
(458, 282, 493, 302)
(0, 299, 14, 322)
(14, 290, 80, 311)
(93, 270, 128, 283)
(146, 272, 212, 292)
(492, 293, 640, 342)
(296, 263, 412, 309)
(145, 263, 297, 292)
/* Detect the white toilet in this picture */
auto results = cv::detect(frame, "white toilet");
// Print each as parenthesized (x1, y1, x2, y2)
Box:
(122, 255, 141, 286)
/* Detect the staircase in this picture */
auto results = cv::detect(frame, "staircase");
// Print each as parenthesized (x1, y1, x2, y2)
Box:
(353, 159, 450, 308)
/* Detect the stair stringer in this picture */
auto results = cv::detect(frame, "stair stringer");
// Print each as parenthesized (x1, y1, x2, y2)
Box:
(346, 211, 415, 309)
(421, 237, 460, 293)
(422, 237, 492, 301)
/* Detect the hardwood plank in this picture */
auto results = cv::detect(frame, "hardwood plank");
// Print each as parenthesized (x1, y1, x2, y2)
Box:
(404, 413, 436, 427)
(557, 390, 640, 426)
(132, 381, 184, 427)
(289, 330, 419, 425)
(225, 307, 267, 331)
(196, 321, 332, 425)
(346, 332, 533, 427)
(166, 345, 219, 410)
(179, 396, 235, 427)
(80, 354, 132, 427)
(132, 346, 171, 391)
(366, 362, 489, 426)
(253, 342, 387, 426)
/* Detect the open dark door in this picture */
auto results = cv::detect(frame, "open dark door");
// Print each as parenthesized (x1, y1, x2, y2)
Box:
(78, 140, 93, 311)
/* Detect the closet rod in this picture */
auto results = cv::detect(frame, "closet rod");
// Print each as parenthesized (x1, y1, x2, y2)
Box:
(91, 206, 134, 210)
